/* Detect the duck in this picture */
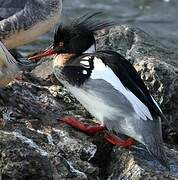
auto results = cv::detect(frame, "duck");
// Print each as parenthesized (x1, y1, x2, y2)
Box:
(0, 0, 62, 86)
(0, 41, 35, 87)
(0, 0, 62, 49)
(29, 12, 168, 167)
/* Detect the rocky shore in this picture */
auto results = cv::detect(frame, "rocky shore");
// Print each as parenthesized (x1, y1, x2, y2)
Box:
(0, 25, 178, 179)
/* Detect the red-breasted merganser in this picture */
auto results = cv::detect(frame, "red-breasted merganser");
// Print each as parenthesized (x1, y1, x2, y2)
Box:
(29, 12, 168, 167)
(0, 0, 62, 84)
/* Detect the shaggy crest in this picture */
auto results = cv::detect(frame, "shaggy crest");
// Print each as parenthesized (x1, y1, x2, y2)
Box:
(54, 12, 116, 41)
(53, 12, 117, 54)
(71, 12, 116, 32)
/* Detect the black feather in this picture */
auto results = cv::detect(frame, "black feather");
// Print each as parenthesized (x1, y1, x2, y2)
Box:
(71, 11, 116, 32)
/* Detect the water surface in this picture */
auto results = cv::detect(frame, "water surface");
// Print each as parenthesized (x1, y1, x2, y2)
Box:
(19, 0, 178, 54)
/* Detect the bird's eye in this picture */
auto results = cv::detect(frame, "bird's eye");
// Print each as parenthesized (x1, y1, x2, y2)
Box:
(59, 42, 64, 47)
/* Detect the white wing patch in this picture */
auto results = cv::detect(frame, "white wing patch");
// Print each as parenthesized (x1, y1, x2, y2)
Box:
(82, 56, 91, 60)
(82, 70, 88, 75)
(80, 60, 90, 66)
(91, 57, 153, 121)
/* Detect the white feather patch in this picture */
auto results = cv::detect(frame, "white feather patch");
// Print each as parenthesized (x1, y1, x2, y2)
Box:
(65, 84, 119, 123)
(82, 70, 88, 74)
(151, 96, 162, 112)
(91, 57, 153, 121)
(80, 60, 90, 66)
(82, 56, 91, 60)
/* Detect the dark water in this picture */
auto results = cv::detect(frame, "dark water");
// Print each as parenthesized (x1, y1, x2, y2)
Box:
(19, 0, 178, 54)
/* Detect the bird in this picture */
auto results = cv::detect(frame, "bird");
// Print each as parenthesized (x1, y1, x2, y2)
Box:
(0, 0, 62, 49)
(0, 41, 35, 87)
(29, 12, 169, 167)
(0, 0, 62, 87)
(0, 41, 19, 87)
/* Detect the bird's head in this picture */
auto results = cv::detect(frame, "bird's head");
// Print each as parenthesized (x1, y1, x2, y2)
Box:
(28, 12, 115, 61)
(53, 23, 95, 54)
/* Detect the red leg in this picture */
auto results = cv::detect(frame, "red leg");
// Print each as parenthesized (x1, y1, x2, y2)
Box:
(59, 116, 134, 149)
(60, 116, 106, 135)
(104, 133, 135, 149)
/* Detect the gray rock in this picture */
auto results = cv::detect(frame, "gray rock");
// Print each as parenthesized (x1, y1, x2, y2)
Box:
(0, 78, 100, 179)
(0, 25, 178, 180)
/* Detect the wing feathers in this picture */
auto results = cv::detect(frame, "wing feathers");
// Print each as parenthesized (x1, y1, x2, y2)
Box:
(88, 51, 163, 118)
(90, 57, 153, 120)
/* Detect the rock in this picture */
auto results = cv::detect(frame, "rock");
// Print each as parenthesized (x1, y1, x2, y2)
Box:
(107, 145, 178, 180)
(0, 25, 178, 179)
(0, 78, 99, 179)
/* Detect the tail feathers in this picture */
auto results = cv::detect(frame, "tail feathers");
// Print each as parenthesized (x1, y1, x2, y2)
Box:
(143, 134, 169, 168)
